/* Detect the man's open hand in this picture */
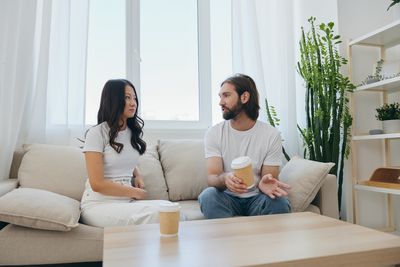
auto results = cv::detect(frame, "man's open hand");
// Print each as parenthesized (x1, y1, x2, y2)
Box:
(258, 174, 291, 199)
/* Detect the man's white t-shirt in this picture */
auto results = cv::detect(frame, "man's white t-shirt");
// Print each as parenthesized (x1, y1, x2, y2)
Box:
(204, 120, 282, 198)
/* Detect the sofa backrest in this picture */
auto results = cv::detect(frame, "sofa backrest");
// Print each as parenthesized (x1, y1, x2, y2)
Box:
(13, 143, 171, 201)
(11, 140, 207, 202)
(158, 139, 208, 201)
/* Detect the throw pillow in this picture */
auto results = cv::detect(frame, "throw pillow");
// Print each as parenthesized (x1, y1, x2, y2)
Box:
(278, 156, 334, 212)
(158, 139, 208, 201)
(18, 143, 87, 201)
(137, 145, 169, 200)
(0, 188, 80, 231)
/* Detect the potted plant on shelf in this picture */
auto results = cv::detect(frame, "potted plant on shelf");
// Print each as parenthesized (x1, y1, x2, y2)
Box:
(297, 17, 355, 212)
(376, 102, 400, 133)
(361, 59, 385, 85)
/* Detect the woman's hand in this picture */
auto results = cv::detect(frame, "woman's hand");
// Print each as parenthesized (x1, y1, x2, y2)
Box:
(134, 175, 145, 189)
(132, 188, 147, 200)
(258, 174, 291, 199)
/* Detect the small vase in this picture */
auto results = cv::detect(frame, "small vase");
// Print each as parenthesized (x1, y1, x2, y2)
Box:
(382, 119, 400, 134)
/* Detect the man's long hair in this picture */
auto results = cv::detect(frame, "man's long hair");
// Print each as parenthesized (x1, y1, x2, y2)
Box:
(97, 79, 146, 155)
(221, 74, 260, 120)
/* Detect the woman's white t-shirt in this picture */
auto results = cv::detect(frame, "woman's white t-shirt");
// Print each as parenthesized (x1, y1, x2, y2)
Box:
(83, 121, 139, 178)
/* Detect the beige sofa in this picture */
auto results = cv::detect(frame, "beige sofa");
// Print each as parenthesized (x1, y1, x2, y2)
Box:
(0, 140, 339, 266)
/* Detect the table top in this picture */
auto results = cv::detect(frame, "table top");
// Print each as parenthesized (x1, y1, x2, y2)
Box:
(103, 212, 400, 267)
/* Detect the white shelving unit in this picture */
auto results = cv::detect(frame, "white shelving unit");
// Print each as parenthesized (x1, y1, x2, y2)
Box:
(348, 19, 400, 231)
(352, 133, 400, 141)
(355, 76, 400, 93)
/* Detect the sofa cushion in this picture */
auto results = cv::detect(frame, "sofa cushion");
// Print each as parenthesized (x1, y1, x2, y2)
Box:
(0, 188, 80, 231)
(0, 223, 103, 265)
(138, 145, 169, 200)
(278, 156, 334, 212)
(158, 139, 208, 201)
(18, 143, 87, 201)
(178, 200, 206, 221)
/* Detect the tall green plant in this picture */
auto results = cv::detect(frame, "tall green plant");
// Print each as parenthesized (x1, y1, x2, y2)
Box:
(265, 98, 290, 161)
(387, 0, 400, 11)
(297, 17, 355, 211)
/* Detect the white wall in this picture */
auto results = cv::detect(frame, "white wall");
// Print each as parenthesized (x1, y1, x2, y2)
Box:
(337, 0, 400, 229)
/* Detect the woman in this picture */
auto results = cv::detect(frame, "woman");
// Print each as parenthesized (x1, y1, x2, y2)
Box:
(80, 79, 172, 227)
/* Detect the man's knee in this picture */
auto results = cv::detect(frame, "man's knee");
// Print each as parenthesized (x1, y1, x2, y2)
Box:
(253, 195, 290, 215)
(198, 187, 220, 208)
(198, 187, 234, 219)
(269, 197, 291, 214)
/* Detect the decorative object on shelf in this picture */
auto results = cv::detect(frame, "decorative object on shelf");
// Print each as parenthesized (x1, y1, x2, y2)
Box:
(297, 17, 355, 211)
(362, 167, 400, 190)
(358, 59, 400, 87)
(387, 0, 400, 11)
(368, 129, 384, 135)
(388, 71, 400, 79)
(265, 98, 290, 161)
(375, 102, 400, 133)
(382, 120, 400, 133)
(360, 59, 385, 86)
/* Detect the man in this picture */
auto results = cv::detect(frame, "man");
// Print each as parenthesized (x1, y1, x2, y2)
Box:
(198, 74, 291, 219)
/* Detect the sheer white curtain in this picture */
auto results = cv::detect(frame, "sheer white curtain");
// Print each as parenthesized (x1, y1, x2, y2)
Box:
(0, 0, 88, 180)
(0, 0, 42, 180)
(232, 0, 299, 158)
(44, 0, 88, 146)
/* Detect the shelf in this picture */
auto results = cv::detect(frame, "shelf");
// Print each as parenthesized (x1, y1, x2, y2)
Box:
(352, 133, 400, 140)
(355, 181, 400, 195)
(349, 19, 400, 48)
(355, 76, 400, 93)
(349, 20, 400, 231)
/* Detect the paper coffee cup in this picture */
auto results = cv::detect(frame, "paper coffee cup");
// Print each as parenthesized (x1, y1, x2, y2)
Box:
(159, 202, 180, 237)
(231, 156, 255, 189)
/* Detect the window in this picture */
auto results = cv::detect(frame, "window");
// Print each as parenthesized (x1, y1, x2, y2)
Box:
(210, 0, 232, 125)
(85, 0, 231, 128)
(85, 0, 126, 125)
(140, 0, 199, 121)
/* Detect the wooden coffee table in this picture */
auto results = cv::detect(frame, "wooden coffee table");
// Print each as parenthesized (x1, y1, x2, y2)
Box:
(103, 212, 400, 266)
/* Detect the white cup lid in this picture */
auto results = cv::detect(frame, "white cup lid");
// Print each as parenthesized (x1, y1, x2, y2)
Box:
(159, 202, 180, 212)
(231, 156, 252, 169)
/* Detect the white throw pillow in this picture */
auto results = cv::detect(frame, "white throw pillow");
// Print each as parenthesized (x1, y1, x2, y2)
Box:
(158, 139, 208, 201)
(18, 143, 87, 201)
(0, 188, 80, 231)
(137, 145, 169, 200)
(278, 156, 335, 212)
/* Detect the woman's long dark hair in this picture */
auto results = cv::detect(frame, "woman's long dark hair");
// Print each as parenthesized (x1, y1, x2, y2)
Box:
(97, 79, 146, 155)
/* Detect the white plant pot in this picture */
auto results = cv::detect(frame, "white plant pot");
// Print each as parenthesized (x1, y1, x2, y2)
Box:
(382, 119, 400, 134)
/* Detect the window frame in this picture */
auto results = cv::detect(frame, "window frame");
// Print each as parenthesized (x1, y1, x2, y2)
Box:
(126, 0, 212, 130)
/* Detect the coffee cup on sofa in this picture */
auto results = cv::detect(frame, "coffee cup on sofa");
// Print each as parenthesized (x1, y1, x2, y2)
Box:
(159, 202, 180, 237)
(231, 156, 255, 189)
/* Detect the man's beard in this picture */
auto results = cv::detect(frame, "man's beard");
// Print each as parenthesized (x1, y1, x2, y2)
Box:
(222, 101, 243, 120)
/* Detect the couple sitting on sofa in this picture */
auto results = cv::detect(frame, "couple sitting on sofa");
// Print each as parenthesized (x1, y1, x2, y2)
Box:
(81, 74, 291, 228)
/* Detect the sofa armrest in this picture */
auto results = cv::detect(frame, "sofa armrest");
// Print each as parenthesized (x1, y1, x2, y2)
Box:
(313, 174, 339, 219)
(0, 179, 18, 197)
